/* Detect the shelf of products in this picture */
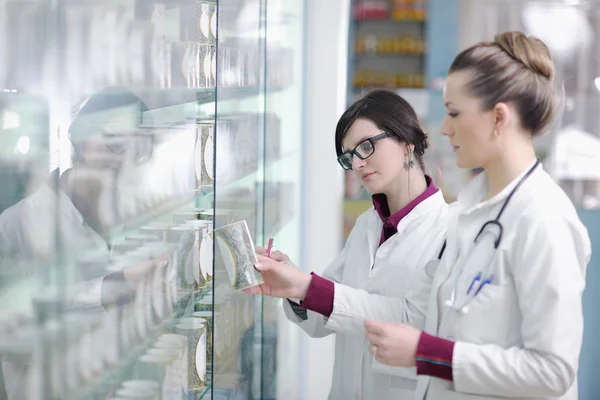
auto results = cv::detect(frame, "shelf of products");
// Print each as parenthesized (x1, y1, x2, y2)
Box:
(0, 0, 304, 399)
(354, 34, 425, 55)
(353, 70, 426, 88)
(354, 0, 426, 21)
(350, 1, 428, 94)
(391, 0, 427, 21)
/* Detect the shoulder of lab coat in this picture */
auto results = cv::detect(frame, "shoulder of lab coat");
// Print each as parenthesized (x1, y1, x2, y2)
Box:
(325, 193, 450, 337)
(282, 208, 377, 338)
(0, 186, 108, 313)
(453, 172, 591, 397)
(0, 186, 56, 259)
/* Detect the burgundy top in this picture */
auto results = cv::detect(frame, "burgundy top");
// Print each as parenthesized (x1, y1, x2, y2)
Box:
(298, 175, 438, 317)
(373, 175, 437, 245)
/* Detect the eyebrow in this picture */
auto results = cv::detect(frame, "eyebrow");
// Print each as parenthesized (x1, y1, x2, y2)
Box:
(342, 135, 372, 152)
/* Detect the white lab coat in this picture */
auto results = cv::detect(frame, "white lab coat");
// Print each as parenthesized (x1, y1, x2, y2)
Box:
(283, 190, 449, 399)
(374, 162, 591, 400)
(0, 183, 109, 400)
(0, 183, 109, 308)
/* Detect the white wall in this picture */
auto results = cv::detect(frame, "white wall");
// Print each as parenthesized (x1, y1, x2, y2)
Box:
(291, 0, 350, 399)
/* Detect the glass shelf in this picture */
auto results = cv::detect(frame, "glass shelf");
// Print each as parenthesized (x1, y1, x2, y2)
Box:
(0, 0, 305, 399)
(140, 85, 291, 112)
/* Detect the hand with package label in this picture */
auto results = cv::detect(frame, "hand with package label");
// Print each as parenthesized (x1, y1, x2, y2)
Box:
(243, 252, 311, 300)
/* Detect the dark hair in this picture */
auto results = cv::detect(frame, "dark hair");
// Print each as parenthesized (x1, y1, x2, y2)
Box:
(448, 31, 556, 136)
(68, 88, 152, 165)
(69, 87, 148, 142)
(335, 89, 429, 169)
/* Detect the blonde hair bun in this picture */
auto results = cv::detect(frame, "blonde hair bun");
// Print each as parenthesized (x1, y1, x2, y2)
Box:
(449, 30, 557, 136)
(494, 31, 554, 81)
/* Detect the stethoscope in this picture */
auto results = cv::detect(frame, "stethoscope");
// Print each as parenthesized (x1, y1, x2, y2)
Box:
(437, 159, 541, 314)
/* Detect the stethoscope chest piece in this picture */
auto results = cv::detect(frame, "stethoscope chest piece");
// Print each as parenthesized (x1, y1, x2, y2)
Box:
(425, 259, 439, 278)
(444, 293, 470, 314)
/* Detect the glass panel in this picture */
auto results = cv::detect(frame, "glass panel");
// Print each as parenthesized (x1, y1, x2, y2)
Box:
(209, 0, 266, 398)
(0, 0, 305, 398)
(0, 0, 214, 398)
(262, 1, 305, 399)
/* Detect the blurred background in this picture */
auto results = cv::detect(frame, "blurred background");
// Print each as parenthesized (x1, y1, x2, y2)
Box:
(0, 0, 598, 399)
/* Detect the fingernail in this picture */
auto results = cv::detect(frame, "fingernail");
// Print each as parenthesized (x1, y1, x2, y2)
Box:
(254, 263, 263, 270)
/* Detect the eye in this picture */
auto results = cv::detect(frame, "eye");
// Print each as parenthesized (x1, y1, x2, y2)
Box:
(447, 112, 459, 118)
(358, 140, 373, 153)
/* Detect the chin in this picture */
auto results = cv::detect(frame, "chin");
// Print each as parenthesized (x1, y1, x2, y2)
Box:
(362, 182, 379, 195)
(455, 156, 478, 170)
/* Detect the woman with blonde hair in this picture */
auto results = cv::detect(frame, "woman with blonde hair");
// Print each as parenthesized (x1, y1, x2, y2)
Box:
(365, 31, 591, 400)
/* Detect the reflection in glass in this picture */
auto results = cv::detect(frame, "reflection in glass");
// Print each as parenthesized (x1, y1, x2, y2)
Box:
(0, 0, 302, 398)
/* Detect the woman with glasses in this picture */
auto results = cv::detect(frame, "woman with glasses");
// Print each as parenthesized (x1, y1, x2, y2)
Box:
(246, 89, 450, 399)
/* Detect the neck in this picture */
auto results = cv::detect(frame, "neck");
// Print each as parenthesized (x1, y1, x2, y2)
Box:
(483, 136, 537, 199)
(384, 170, 428, 214)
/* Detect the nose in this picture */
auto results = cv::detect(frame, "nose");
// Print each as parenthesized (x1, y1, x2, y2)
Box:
(351, 153, 366, 170)
(440, 115, 453, 137)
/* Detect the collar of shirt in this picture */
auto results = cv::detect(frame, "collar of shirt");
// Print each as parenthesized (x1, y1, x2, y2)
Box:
(457, 159, 539, 215)
(371, 175, 438, 243)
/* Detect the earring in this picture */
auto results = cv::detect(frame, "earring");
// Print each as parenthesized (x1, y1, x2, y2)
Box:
(404, 149, 415, 169)
(493, 129, 499, 138)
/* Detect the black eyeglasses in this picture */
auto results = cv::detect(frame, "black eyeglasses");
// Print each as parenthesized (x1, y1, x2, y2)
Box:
(337, 132, 389, 170)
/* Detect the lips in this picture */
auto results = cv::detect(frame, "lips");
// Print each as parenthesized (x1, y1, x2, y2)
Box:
(362, 172, 375, 180)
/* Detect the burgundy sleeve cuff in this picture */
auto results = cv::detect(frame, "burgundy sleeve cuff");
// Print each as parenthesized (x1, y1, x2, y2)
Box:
(299, 273, 335, 317)
(101, 271, 134, 310)
(415, 331, 455, 382)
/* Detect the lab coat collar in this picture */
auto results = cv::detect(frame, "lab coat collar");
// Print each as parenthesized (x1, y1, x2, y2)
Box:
(363, 188, 447, 270)
(371, 175, 444, 230)
(457, 159, 539, 214)
(372, 175, 438, 226)
(396, 189, 446, 229)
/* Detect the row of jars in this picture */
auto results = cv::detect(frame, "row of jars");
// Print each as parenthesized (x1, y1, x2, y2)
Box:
(355, 34, 426, 55)
(353, 70, 426, 89)
(3, 206, 230, 399)
(62, 2, 223, 95)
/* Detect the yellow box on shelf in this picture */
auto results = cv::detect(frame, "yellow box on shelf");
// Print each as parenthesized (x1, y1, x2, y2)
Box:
(343, 199, 373, 240)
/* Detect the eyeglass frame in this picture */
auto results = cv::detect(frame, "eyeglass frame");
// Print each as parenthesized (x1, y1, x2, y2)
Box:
(337, 132, 389, 170)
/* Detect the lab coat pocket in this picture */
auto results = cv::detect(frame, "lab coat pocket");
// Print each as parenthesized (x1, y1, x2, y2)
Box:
(372, 364, 417, 400)
(457, 283, 515, 345)
(389, 375, 417, 390)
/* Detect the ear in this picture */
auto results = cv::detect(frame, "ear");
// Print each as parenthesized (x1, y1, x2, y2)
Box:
(492, 102, 511, 131)
(406, 143, 415, 154)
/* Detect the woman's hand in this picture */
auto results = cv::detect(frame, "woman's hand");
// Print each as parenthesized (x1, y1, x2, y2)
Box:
(365, 320, 421, 367)
(255, 245, 290, 263)
(243, 254, 312, 299)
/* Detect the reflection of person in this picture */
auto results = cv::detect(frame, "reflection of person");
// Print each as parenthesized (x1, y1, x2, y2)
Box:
(362, 31, 591, 400)
(0, 88, 147, 283)
(246, 90, 449, 399)
(0, 88, 156, 399)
